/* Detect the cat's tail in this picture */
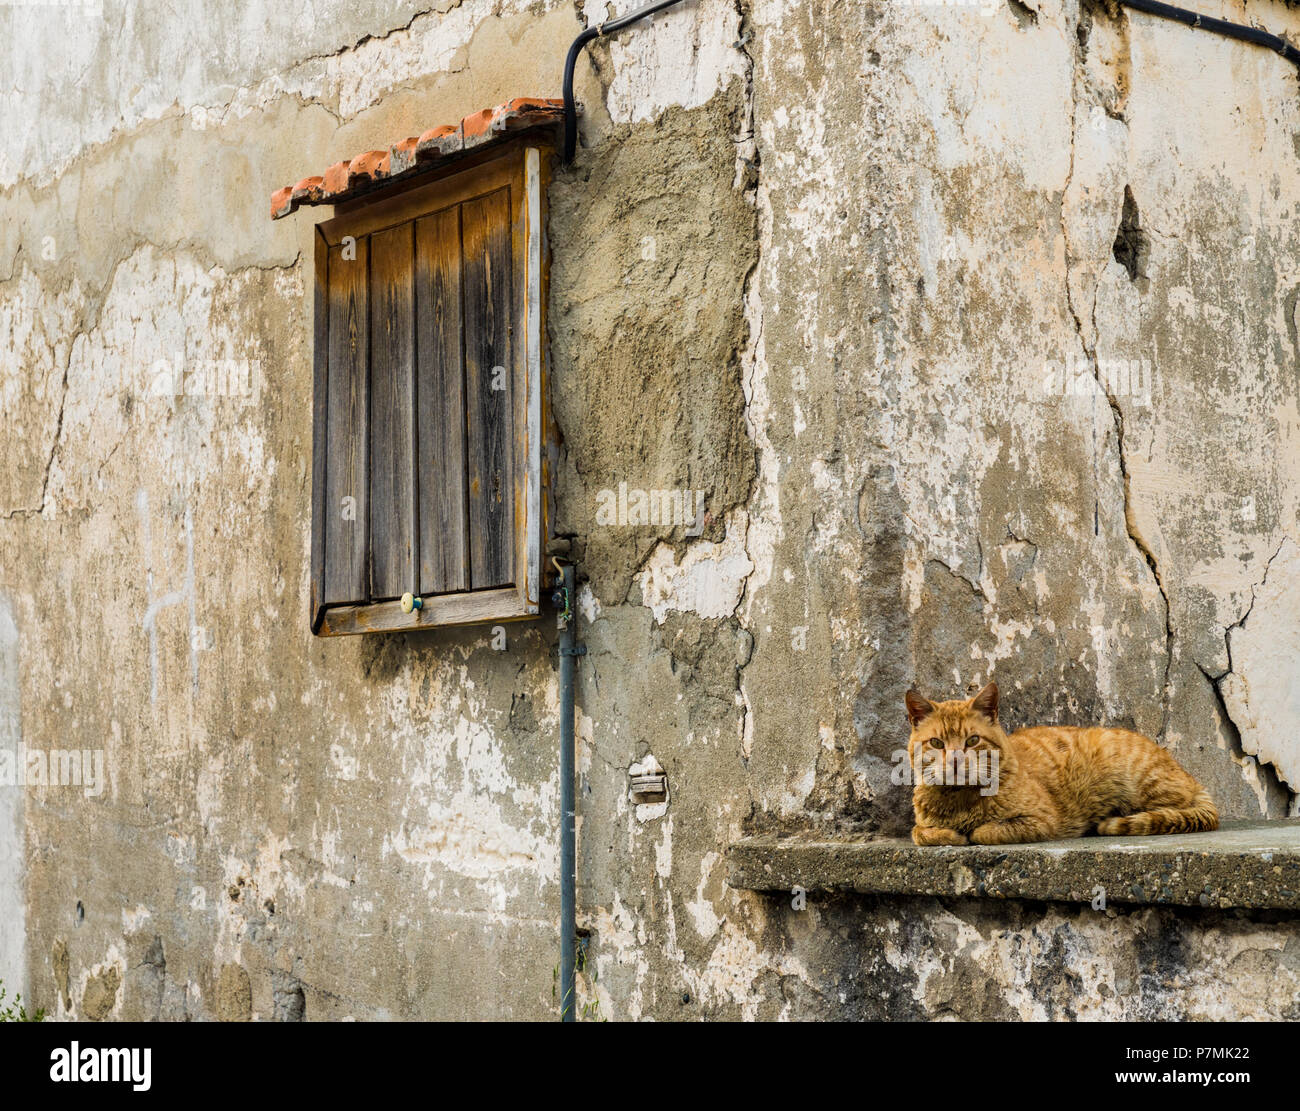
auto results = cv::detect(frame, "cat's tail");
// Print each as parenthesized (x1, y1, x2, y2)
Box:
(1097, 789, 1219, 836)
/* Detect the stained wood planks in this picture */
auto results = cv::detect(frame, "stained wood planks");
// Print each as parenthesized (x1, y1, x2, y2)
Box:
(461, 187, 515, 590)
(367, 223, 416, 600)
(322, 236, 369, 606)
(415, 206, 470, 594)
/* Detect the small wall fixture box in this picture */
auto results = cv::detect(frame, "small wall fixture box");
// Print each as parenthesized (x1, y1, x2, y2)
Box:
(629, 755, 668, 803)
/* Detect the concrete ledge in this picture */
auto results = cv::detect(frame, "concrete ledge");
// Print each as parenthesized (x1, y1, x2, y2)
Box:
(725, 820, 1300, 910)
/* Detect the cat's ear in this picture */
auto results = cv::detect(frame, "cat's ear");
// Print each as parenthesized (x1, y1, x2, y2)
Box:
(905, 689, 935, 727)
(970, 681, 999, 722)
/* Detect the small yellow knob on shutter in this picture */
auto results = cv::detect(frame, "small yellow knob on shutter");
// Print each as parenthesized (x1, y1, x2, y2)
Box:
(401, 592, 423, 614)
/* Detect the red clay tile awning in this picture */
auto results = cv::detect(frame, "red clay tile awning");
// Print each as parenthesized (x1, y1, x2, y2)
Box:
(270, 97, 567, 220)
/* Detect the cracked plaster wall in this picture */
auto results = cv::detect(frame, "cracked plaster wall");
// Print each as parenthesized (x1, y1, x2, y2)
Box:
(1, 0, 1298, 1020)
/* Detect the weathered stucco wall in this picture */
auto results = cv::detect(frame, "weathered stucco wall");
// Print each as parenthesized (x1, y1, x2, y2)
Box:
(1, 0, 1298, 1020)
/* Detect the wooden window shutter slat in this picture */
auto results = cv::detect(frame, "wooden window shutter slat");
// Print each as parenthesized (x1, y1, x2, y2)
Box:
(367, 223, 417, 601)
(310, 230, 330, 628)
(323, 237, 370, 606)
(415, 207, 470, 594)
(462, 188, 515, 590)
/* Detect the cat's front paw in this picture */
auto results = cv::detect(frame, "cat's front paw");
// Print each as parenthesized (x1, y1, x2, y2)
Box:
(912, 826, 969, 846)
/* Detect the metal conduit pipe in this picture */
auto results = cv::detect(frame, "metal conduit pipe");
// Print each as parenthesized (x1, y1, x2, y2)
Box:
(554, 560, 585, 1020)
(562, 0, 693, 163)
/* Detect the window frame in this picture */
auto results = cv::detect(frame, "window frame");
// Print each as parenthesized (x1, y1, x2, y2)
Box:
(309, 139, 550, 636)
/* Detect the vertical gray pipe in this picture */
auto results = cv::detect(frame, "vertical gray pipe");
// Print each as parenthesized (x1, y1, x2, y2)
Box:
(558, 561, 577, 1020)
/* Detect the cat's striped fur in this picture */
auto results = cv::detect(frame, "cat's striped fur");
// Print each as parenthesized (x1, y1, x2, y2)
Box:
(906, 681, 1218, 846)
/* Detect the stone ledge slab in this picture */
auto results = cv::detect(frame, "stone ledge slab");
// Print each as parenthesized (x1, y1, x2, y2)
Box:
(725, 820, 1300, 910)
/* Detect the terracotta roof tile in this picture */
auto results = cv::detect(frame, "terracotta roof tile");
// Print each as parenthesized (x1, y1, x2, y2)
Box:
(291, 176, 325, 204)
(269, 97, 567, 220)
(322, 160, 351, 196)
(349, 149, 389, 184)
(388, 136, 420, 176)
(416, 123, 461, 164)
(461, 106, 497, 139)
(271, 186, 293, 220)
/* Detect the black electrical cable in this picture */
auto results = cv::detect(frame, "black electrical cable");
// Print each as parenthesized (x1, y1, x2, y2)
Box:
(562, 1, 1300, 164)
(562, 0, 692, 163)
(1119, 0, 1300, 70)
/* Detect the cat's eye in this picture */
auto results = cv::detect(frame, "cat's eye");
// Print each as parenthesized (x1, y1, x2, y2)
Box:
(965, 736, 981, 748)
(928, 737, 944, 749)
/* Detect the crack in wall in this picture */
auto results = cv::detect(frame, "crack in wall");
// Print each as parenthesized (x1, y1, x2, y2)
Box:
(929, 555, 988, 603)
(730, 0, 761, 783)
(1202, 537, 1287, 689)
(1224, 536, 1288, 648)
(1200, 538, 1295, 811)
(1198, 661, 1243, 747)
(291, 3, 459, 69)
(1105, 387, 1175, 740)
(0, 246, 302, 520)
(1197, 660, 1292, 813)
(1061, 8, 1174, 739)
(0, 93, 342, 212)
(1, 234, 301, 305)
(1, 337, 73, 521)
(199, 0, 475, 131)
(1, 3, 471, 191)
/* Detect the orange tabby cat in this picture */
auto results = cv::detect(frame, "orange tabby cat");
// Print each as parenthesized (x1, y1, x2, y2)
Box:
(906, 681, 1217, 845)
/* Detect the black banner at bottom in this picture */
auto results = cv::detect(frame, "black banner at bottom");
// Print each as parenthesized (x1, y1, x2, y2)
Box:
(0, 1018, 1288, 1096)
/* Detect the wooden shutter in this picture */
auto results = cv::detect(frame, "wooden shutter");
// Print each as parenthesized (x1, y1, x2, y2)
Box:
(309, 143, 547, 636)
